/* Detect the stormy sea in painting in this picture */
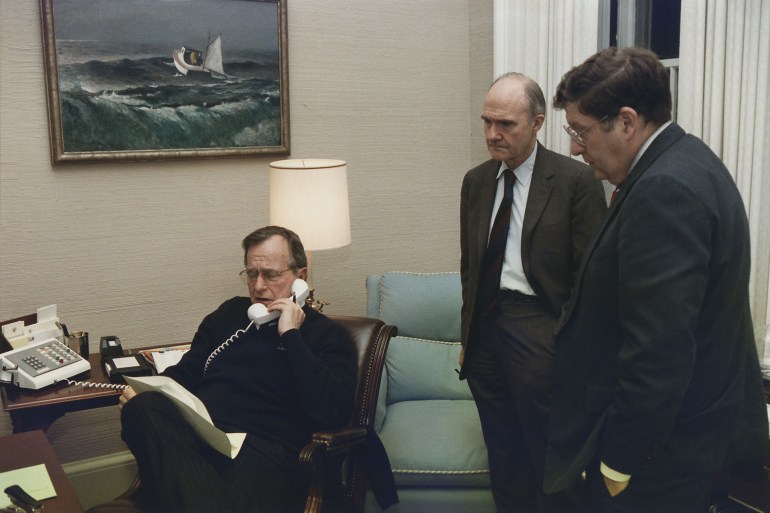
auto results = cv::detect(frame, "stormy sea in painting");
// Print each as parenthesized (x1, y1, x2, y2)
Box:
(55, 41, 281, 153)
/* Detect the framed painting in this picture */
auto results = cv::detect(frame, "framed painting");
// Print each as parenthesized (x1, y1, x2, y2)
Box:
(40, 0, 289, 164)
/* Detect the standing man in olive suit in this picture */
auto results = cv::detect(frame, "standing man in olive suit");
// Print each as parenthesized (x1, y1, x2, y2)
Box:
(460, 72, 607, 512)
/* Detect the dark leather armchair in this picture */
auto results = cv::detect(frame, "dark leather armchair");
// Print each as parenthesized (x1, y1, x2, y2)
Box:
(87, 315, 396, 513)
(301, 315, 397, 513)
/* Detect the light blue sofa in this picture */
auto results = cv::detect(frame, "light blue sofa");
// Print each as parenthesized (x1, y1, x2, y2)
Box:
(365, 272, 495, 513)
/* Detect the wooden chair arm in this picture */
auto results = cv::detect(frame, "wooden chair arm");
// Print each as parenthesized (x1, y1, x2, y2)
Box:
(302, 316, 396, 513)
(300, 426, 367, 469)
(309, 427, 367, 453)
(301, 427, 368, 513)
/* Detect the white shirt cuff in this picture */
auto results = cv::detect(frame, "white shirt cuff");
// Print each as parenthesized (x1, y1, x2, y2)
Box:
(600, 461, 631, 482)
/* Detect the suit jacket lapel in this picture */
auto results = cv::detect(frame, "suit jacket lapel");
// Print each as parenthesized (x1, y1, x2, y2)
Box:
(523, 143, 554, 257)
(475, 160, 501, 262)
(612, 123, 686, 206)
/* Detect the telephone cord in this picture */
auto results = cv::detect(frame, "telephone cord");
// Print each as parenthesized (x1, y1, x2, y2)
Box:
(203, 321, 255, 375)
(58, 378, 128, 390)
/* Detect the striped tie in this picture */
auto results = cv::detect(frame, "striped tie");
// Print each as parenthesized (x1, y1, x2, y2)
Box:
(476, 169, 515, 316)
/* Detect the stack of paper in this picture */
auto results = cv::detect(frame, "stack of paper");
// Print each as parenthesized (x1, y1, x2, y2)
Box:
(139, 345, 189, 373)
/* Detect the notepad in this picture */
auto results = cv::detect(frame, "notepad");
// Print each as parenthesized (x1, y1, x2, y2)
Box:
(0, 463, 56, 508)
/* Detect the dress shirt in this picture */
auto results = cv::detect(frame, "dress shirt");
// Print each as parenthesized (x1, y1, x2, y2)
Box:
(488, 144, 537, 296)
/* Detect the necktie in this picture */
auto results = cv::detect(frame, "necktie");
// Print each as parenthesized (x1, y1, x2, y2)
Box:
(610, 186, 620, 205)
(476, 169, 515, 316)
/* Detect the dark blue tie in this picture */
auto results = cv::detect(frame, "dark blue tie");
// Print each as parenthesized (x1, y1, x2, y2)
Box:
(476, 169, 514, 316)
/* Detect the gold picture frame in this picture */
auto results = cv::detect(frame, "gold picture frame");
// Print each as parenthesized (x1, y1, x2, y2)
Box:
(40, 0, 289, 164)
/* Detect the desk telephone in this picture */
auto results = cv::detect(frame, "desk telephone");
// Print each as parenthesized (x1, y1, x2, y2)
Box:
(0, 338, 90, 390)
(204, 279, 309, 373)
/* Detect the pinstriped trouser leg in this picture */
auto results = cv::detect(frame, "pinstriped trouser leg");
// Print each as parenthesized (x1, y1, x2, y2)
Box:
(121, 391, 307, 513)
(121, 391, 234, 512)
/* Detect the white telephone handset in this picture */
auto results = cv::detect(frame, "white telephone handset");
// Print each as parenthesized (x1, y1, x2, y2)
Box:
(203, 279, 312, 374)
(247, 279, 310, 328)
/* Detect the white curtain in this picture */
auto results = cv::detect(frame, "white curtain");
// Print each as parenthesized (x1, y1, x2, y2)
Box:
(678, 0, 770, 359)
(493, 0, 601, 156)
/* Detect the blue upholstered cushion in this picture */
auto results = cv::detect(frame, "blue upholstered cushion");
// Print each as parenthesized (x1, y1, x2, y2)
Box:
(384, 336, 471, 403)
(375, 336, 487, 486)
(367, 272, 462, 341)
(378, 399, 490, 487)
(366, 272, 491, 498)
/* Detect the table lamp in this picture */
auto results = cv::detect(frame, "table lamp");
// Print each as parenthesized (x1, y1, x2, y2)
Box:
(269, 159, 351, 311)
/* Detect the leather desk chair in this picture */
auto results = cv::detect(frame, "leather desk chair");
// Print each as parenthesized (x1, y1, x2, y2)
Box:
(87, 315, 396, 513)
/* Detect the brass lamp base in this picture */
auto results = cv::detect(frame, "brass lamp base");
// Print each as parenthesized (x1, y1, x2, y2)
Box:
(304, 288, 329, 312)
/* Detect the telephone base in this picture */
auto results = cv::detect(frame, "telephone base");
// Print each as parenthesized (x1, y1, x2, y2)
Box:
(0, 338, 91, 390)
(104, 355, 153, 383)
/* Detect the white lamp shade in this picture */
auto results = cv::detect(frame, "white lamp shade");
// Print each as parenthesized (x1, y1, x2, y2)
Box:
(269, 159, 351, 251)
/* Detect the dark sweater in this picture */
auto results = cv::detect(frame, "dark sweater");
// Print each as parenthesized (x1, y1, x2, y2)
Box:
(163, 297, 357, 452)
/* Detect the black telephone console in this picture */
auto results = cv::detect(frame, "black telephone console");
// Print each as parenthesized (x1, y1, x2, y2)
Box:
(100, 335, 152, 382)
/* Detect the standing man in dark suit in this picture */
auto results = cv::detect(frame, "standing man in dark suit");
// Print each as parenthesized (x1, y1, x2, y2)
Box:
(544, 47, 768, 513)
(459, 72, 607, 513)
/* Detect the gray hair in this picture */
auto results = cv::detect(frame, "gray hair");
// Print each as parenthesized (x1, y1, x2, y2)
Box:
(491, 72, 546, 120)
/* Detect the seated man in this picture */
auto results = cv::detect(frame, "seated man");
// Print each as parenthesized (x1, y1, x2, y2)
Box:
(118, 225, 358, 513)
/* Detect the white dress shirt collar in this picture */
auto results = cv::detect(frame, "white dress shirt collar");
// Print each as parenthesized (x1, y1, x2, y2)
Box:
(496, 143, 537, 185)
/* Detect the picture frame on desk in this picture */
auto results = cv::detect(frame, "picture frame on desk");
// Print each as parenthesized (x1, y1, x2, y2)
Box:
(39, 0, 290, 164)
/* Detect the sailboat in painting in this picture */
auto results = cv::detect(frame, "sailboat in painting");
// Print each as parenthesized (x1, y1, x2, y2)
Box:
(172, 32, 225, 77)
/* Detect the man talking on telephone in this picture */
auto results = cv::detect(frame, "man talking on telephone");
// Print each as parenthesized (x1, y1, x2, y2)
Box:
(113, 226, 358, 513)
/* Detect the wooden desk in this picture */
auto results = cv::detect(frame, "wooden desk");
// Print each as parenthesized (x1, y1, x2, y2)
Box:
(1, 352, 121, 434)
(0, 430, 85, 513)
(1, 312, 186, 433)
(0, 312, 120, 434)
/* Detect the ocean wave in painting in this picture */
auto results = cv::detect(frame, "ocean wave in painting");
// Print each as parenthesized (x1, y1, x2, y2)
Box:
(56, 52, 282, 152)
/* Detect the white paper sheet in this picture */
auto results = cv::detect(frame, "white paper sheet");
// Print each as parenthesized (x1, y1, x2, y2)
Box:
(124, 375, 246, 459)
(151, 349, 188, 373)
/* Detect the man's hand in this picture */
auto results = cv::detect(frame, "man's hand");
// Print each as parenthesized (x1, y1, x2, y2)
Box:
(603, 475, 630, 497)
(119, 386, 136, 411)
(269, 297, 306, 335)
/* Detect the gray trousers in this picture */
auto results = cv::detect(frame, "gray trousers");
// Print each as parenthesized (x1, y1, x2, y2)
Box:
(467, 296, 578, 513)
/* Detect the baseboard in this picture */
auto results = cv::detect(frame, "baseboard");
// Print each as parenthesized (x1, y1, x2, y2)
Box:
(62, 451, 138, 510)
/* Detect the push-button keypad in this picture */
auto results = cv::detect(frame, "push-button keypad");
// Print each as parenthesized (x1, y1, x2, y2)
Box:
(17, 342, 79, 376)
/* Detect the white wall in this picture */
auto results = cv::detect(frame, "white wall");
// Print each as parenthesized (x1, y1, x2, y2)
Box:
(0, 0, 493, 462)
